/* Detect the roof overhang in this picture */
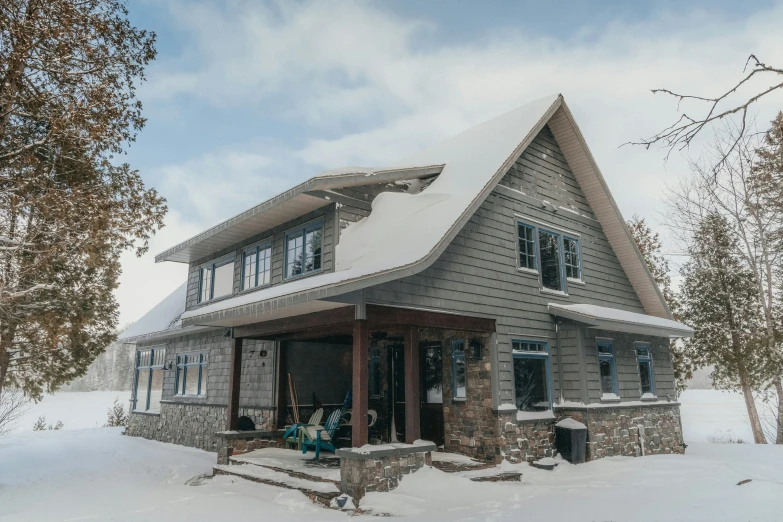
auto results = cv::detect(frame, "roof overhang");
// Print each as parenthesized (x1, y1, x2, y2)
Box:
(118, 325, 219, 345)
(548, 303, 693, 338)
(155, 165, 443, 264)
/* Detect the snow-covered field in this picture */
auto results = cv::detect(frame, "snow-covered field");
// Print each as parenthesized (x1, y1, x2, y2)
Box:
(1, 389, 780, 521)
(11, 390, 132, 433)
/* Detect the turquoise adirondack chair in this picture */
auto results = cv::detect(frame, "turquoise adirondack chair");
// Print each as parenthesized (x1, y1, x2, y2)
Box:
(301, 408, 342, 459)
(283, 408, 323, 450)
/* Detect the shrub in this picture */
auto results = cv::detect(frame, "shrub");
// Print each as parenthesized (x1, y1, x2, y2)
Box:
(105, 397, 128, 427)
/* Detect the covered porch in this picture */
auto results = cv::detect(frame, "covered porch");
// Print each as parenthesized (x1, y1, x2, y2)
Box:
(224, 304, 495, 449)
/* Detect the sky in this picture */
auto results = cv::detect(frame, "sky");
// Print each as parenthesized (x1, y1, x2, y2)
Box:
(116, 0, 783, 326)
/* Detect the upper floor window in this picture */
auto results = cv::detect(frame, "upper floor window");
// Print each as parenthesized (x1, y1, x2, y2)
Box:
(135, 348, 165, 413)
(286, 222, 322, 279)
(242, 243, 272, 290)
(512, 340, 552, 411)
(199, 260, 234, 303)
(516, 219, 583, 293)
(597, 339, 618, 398)
(451, 340, 467, 400)
(636, 344, 655, 396)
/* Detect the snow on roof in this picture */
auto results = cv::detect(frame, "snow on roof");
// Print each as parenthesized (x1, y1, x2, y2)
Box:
(182, 95, 560, 322)
(311, 166, 379, 179)
(118, 282, 187, 341)
(547, 303, 693, 337)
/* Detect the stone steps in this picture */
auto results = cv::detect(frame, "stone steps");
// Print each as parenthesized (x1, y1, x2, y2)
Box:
(214, 463, 340, 507)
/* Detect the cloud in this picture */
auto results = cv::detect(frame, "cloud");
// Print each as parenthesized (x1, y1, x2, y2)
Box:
(123, 0, 783, 322)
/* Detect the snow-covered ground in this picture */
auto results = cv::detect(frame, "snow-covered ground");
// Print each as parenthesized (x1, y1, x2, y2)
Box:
(11, 390, 132, 433)
(1, 389, 780, 521)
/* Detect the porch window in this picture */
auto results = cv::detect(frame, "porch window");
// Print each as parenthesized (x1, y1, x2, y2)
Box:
(538, 229, 563, 292)
(451, 340, 467, 400)
(636, 344, 655, 395)
(134, 348, 165, 413)
(518, 222, 536, 270)
(564, 237, 581, 280)
(369, 346, 381, 399)
(597, 339, 618, 398)
(286, 222, 323, 279)
(242, 243, 272, 290)
(199, 259, 235, 302)
(512, 340, 552, 411)
(175, 353, 208, 397)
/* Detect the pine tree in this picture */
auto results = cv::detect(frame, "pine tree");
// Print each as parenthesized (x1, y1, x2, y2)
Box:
(0, 1, 166, 398)
(680, 213, 768, 443)
(627, 215, 693, 394)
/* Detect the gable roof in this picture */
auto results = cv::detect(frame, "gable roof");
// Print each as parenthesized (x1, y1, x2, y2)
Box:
(173, 94, 670, 328)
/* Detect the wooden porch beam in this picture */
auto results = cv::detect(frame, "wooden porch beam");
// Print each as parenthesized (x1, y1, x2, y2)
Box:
(352, 319, 369, 447)
(366, 304, 496, 332)
(233, 306, 355, 339)
(226, 337, 243, 431)
(404, 326, 421, 444)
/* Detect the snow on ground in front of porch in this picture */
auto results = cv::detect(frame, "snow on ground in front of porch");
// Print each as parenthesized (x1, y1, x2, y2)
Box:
(232, 448, 341, 481)
(2, 427, 781, 522)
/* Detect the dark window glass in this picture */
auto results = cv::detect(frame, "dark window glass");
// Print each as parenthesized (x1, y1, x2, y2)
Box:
(538, 230, 562, 291)
(423, 345, 443, 404)
(286, 224, 322, 278)
(305, 227, 322, 272)
(512, 341, 546, 353)
(564, 237, 581, 279)
(369, 347, 381, 399)
(639, 361, 652, 394)
(518, 223, 536, 270)
(513, 357, 549, 411)
(452, 340, 466, 399)
(599, 360, 615, 394)
(286, 233, 304, 278)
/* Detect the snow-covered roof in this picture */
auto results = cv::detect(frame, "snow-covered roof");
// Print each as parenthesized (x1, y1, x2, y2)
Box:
(547, 303, 693, 338)
(117, 283, 213, 343)
(173, 94, 673, 328)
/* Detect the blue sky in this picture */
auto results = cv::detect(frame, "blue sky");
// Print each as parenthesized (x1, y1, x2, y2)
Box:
(116, 0, 783, 325)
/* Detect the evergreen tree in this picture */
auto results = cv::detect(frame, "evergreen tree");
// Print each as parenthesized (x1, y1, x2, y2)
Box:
(627, 215, 693, 394)
(0, 1, 166, 397)
(680, 213, 768, 443)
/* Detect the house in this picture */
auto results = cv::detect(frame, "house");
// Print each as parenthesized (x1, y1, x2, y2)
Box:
(119, 94, 692, 465)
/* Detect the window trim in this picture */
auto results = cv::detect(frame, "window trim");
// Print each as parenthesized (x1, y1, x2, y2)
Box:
(284, 220, 324, 281)
(451, 339, 467, 401)
(241, 240, 272, 292)
(515, 218, 583, 295)
(596, 338, 619, 398)
(198, 256, 235, 303)
(511, 339, 554, 411)
(635, 342, 656, 396)
(175, 352, 208, 398)
(134, 347, 165, 412)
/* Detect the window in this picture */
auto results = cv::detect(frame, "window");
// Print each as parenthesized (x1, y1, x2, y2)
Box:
(286, 222, 322, 279)
(636, 345, 655, 395)
(134, 348, 165, 413)
(175, 353, 208, 397)
(538, 229, 563, 292)
(516, 220, 581, 293)
(518, 222, 536, 270)
(242, 243, 272, 290)
(564, 237, 581, 280)
(199, 260, 235, 302)
(369, 346, 381, 399)
(597, 339, 618, 397)
(451, 340, 467, 400)
(512, 340, 552, 411)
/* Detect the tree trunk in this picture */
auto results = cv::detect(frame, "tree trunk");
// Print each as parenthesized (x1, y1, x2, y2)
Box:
(739, 370, 767, 444)
(775, 378, 783, 444)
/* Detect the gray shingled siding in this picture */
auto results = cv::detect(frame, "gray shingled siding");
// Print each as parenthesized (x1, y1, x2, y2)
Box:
(184, 206, 337, 312)
(363, 125, 674, 405)
(136, 334, 276, 409)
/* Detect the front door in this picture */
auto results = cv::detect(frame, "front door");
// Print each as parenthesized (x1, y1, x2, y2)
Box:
(420, 342, 444, 445)
(388, 345, 406, 442)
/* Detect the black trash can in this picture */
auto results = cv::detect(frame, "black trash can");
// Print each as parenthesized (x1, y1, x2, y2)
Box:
(555, 418, 587, 464)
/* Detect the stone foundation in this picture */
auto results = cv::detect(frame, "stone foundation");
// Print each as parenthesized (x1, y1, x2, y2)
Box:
(125, 401, 275, 452)
(555, 403, 684, 460)
(496, 410, 556, 463)
(215, 430, 283, 465)
(337, 443, 435, 500)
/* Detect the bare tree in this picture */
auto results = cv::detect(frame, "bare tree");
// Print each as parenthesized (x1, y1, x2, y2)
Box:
(0, 386, 28, 435)
(631, 55, 783, 171)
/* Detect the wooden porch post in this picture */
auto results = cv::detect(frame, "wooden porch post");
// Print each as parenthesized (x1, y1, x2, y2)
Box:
(227, 337, 243, 431)
(404, 326, 421, 444)
(352, 319, 369, 447)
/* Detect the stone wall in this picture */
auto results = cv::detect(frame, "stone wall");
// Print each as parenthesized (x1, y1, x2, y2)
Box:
(337, 443, 435, 500)
(215, 430, 282, 465)
(125, 401, 275, 452)
(556, 403, 684, 460)
(496, 409, 556, 463)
